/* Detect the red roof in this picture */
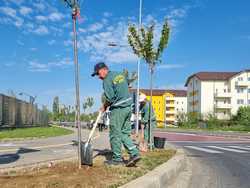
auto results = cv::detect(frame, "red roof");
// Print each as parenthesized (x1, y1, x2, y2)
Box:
(184, 71, 239, 86)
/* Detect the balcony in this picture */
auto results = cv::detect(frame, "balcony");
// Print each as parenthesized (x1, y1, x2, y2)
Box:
(166, 103, 175, 107)
(165, 117, 175, 121)
(235, 81, 248, 87)
(215, 103, 232, 109)
(166, 97, 175, 101)
(166, 110, 175, 114)
(214, 92, 231, 98)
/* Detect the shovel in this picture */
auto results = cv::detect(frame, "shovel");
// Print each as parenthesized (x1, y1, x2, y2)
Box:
(81, 111, 103, 166)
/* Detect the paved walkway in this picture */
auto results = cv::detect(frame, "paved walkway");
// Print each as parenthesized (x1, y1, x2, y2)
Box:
(0, 128, 110, 170)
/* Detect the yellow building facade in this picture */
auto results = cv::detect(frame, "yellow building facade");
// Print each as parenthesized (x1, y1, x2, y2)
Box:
(135, 89, 187, 127)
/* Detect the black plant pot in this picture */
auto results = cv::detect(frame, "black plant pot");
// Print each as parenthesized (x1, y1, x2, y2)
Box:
(154, 137, 166, 149)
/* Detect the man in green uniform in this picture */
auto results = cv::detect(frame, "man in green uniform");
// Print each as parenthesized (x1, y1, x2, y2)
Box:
(139, 93, 156, 151)
(91, 62, 140, 166)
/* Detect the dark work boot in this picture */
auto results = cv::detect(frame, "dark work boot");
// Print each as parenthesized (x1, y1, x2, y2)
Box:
(126, 155, 141, 167)
(104, 160, 124, 166)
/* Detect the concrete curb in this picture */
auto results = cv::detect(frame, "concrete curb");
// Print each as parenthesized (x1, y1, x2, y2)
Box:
(120, 148, 188, 188)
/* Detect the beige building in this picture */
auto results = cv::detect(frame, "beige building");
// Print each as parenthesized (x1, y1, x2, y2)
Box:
(185, 69, 250, 120)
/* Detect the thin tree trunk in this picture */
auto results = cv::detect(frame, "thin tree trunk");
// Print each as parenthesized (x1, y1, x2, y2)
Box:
(149, 66, 154, 151)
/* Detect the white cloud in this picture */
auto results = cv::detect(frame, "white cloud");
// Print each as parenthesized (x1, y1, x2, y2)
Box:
(29, 61, 50, 72)
(28, 58, 73, 72)
(33, 25, 49, 35)
(0, 6, 16, 18)
(35, 15, 47, 22)
(33, 3, 45, 11)
(19, 6, 32, 16)
(158, 64, 185, 69)
(30, 48, 37, 51)
(0, 6, 24, 28)
(49, 12, 64, 22)
(103, 12, 112, 17)
(88, 22, 103, 32)
(79, 28, 86, 33)
(48, 40, 56, 45)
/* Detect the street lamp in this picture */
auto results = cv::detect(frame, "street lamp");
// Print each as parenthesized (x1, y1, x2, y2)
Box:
(107, 0, 143, 136)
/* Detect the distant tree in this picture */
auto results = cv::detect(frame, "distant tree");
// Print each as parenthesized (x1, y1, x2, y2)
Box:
(82, 101, 88, 114)
(52, 96, 59, 120)
(86, 97, 94, 111)
(123, 69, 137, 88)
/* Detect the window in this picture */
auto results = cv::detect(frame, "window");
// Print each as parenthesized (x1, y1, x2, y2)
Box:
(182, 108, 184, 111)
(176, 101, 179, 104)
(237, 88, 244, 93)
(248, 77, 250, 81)
(224, 89, 226, 93)
(248, 88, 250, 93)
(237, 99, 244, 105)
(248, 100, 250, 104)
(224, 100, 226, 104)
(238, 77, 243, 81)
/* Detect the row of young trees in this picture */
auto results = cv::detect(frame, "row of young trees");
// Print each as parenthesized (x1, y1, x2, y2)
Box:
(51, 96, 96, 122)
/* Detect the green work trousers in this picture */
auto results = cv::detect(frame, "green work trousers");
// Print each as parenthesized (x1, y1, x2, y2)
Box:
(143, 121, 156, 144)
(109, 106, 139, 161)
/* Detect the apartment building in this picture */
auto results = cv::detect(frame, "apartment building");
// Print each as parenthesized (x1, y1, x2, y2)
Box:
(185, 69, 250, 120)
(131, 89, 187, 126)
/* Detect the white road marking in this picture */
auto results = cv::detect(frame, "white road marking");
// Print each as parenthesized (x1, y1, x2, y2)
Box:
(184, 146, 223, 153)
(0, 142, 73, 153)
(227, 146, 250, 151)
(207, 146, 249, 153)
(0, 143, 15, 147)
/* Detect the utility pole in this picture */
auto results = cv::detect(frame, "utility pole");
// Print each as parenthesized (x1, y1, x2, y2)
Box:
(63, 0, 82, 169)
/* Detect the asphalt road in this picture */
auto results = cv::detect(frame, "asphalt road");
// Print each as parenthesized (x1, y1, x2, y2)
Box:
(155, 131, 250, 188)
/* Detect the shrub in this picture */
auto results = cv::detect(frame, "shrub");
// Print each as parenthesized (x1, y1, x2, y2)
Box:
(234, 106, 250, 127)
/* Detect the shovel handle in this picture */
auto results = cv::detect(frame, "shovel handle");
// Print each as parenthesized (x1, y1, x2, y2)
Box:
(86, 111, 103, 143)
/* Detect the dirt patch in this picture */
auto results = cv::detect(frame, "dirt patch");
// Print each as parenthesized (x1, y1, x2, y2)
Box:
(0, 149, 176, 188)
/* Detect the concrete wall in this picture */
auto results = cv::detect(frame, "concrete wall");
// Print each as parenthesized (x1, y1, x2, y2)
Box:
(0, 94, 48, 127)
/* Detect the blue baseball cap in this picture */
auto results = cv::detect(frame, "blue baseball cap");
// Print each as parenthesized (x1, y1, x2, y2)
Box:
(91, 62, 108, 77)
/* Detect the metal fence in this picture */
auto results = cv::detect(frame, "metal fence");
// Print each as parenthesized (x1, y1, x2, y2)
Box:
(0, 94, 48, 128)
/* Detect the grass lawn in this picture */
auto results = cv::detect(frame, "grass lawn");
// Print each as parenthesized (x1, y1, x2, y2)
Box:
(0, 149, 176, 188)
(0, 126, 74, 140)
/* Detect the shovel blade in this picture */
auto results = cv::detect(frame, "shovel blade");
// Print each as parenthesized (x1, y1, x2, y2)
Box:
(81, 142, 93, 166)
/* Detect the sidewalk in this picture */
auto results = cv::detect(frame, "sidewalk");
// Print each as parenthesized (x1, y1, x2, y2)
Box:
(0, 129, 110, 171)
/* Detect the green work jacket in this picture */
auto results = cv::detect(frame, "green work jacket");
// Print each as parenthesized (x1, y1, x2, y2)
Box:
(103, 71, 132, 108)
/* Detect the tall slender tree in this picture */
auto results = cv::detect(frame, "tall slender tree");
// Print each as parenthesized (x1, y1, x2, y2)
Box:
(52, 96, 60, 120)
(127, 19, 170, 150)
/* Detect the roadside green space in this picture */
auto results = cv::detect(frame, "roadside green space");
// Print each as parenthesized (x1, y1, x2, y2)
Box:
(0, 126, 73, 140)
(173, 106, 250, 133)
(0, 149, 176, 188)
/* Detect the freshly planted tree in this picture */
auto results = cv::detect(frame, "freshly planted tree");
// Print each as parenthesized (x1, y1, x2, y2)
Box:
(128, 20, 170, 150)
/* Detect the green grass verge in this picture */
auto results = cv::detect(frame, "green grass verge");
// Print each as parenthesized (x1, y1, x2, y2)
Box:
(0, 126, 74, 140)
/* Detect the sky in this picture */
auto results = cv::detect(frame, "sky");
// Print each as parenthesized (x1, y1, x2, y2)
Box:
(0, 0, 250, 111)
